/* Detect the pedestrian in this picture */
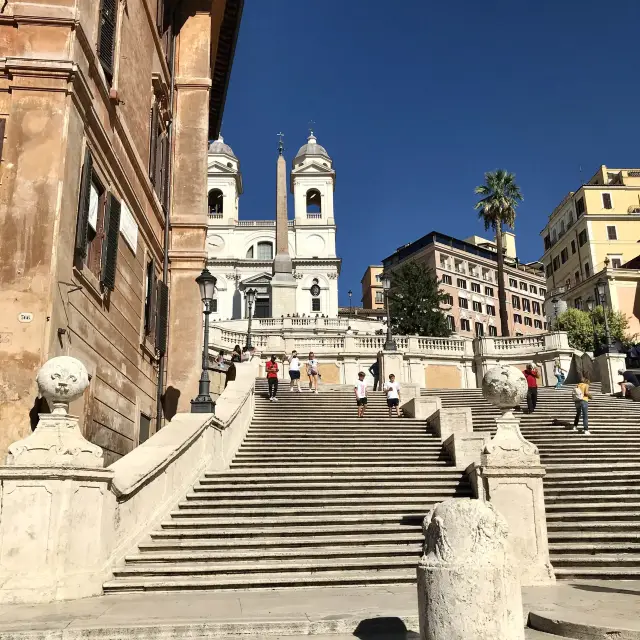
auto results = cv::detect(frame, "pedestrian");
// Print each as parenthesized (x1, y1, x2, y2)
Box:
(266, 354, 279, 402)
(553, 358, 566, 389)
(573, 376, 592, 435)
(523, 363, 540, 414)
(618, 368, 639, 398)
(306, 351, 319, 394)
(369, 355, 380, 391)
(383, 373, 401, 418)
(354, 371, 368, 418)
(288, 350, 302, 392)
(231, 344, 242, 363)
(216, 350, 226, 366)
(241, 346, 251, 362)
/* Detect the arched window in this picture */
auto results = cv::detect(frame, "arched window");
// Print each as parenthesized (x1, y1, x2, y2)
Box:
(306, 189, 321, 214)
(257, 242, 273, 260)
(246, 246, 254, 259)
(208, 189, 223, 215)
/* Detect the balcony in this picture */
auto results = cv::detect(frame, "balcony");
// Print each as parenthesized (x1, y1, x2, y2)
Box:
(208, 210, 223, 219)
(307, 212, 322, 219)
(455, 266, 466, 274)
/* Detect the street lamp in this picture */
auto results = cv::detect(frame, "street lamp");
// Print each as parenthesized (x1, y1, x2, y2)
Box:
(551, 297, 559, 324)
(245, 288, 256, 350)
(382, 274, 397, 351)
(191, 268, 217, 413)
(596, 279, 616, 352)
(586, 296, 598, 352)
(348, 290, 352, 318)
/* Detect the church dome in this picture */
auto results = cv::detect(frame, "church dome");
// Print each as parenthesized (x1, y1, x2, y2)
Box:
(208, 135, 236, 158)
(294, 133, 330, 162)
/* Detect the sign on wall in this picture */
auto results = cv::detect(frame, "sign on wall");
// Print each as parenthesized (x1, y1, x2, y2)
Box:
(119, 200, 138, 254)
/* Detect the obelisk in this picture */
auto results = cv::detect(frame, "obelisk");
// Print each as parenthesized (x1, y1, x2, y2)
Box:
(270, 133, 297, 317)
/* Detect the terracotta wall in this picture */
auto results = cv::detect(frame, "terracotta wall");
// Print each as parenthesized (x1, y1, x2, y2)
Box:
(424, 365, 462, 389)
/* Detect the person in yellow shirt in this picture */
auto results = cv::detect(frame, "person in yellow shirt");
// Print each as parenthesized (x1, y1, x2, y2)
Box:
(572, 377, 591, 435)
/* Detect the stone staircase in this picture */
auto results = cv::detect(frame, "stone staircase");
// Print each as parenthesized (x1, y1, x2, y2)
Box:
(423, 383, 640, 580)
(103, 381, 471, 592)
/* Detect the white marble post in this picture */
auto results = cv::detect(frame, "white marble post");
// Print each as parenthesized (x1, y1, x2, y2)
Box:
(595, 352, 628, 394)
(478, 365, 555, 586)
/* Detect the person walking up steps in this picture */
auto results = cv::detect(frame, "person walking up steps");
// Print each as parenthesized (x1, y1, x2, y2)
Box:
(288, 350, 302, 392)
(573, 376, 591, 434)
(553, 358, 566, 389)
(355, 371, 368, 418)
(306, 352, 319, 394)
(523, 363, 540, 413)
(266, 355, 279, 402)
(383, 373, 401, 418)
(369, 356, 380, 391)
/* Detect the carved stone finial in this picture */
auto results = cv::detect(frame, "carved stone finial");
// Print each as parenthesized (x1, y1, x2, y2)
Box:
(482, 364, 527, 416)
(6, 356, 104, 468)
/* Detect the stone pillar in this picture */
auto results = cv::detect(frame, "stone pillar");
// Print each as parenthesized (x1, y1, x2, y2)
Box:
(479, 365, 555, 586)
(430, 407, 473, 442)
(166, 3, 213, 413)
(381, 350, 404, 382)
(595, 352, 628, 394)
(0, 357, 113, 603)
(417, 499, 524, 640)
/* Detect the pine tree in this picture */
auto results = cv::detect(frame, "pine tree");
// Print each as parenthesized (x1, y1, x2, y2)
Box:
(387, 262, 451, 337)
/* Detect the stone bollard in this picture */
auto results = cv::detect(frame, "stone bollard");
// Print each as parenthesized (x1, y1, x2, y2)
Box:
(417, 499, 524, 640)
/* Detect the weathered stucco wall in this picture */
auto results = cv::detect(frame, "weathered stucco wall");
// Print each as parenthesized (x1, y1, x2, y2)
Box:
(425, 364, 462, 389)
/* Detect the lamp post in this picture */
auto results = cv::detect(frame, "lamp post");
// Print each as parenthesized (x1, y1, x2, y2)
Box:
(382, 274, 397, 351)
(191, 268, 217, 414)
(348, 290, 352, 318)
(245, 288, 256, 350)
(586, 296, 598, 353)
(551, 297, 559, 328)
(596, 279, 616, 352)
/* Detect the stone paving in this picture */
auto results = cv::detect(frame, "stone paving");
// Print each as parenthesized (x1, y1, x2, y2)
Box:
(0, 581, 637, 638)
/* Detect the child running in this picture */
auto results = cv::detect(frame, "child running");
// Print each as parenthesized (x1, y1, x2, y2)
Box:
(288, 350, 302, 392)
(383, 373, 401, 418)
(354, 371, 368, 418)
(306, 352, 319, 394)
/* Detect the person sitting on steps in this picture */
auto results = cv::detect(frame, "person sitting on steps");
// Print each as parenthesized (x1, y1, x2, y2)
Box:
(618, 368, 639, 398)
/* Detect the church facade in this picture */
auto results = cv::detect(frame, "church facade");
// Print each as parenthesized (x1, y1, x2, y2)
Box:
(205, 133, 341, 320)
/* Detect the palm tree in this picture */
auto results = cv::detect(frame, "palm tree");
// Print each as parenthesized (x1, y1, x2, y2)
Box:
(474, 170, 523, 337)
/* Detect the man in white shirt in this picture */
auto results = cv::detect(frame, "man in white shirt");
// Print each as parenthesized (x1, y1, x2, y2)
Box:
(383, 373, 401, 418)
(354, 371, 368, 418)
(288, 350, 302, 392)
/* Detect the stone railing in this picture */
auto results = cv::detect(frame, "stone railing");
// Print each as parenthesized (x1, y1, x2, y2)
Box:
(475, 334, 554, 356)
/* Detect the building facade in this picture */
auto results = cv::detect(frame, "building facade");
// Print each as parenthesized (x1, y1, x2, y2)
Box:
(383, 232, 547, 338)
(0, 0, 242, 462)
(540, 165, 640, 333)
(360, 265, 384, 310)
(205, 132, 341, 319)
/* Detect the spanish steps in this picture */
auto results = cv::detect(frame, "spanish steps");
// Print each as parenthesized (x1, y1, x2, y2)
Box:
(103, 378, 640, 593)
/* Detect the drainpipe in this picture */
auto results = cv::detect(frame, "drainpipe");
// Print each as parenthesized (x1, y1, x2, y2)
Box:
(156, 31, 175, 430)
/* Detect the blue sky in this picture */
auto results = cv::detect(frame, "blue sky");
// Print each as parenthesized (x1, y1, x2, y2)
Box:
(221, 0, 640, 306)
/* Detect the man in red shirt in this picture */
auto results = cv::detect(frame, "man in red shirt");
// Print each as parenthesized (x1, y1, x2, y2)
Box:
(266, 355, 279, 402)
(523, 363, 540, 414)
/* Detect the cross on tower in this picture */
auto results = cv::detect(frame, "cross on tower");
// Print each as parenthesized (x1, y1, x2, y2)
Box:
(308, 120, 316, 136)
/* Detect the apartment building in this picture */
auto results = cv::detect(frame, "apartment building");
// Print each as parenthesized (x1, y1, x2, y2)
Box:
(360, 266, 385, 310)
(540, 165, 640, 334)
(382, 231, 547, 338)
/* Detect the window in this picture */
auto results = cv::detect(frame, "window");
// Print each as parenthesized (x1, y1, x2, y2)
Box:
(553, 256, 560, 271)
(139, 413, 151, 445)
(524, 316, 532, 327)
(446, 315, 455, 332)
(512, 295, 520, 310)
(571, 240, 576, 255)
(578, 229, 588, 246)
(457, 278, 467, 289)
(514, 314, 522, 324)
(149, 100, 169, 206)
(375, 274, 382, 282)
(607, 225, 617, 240)
(257, 242, 273, 260)
(472, 301, 482, 312)
(574, 297, 582, 310)
(522, 299, 531, 313)
(461, 318, 471, 332)
(74, 149, 121, 289)
(565, 278, 571, 289)
(486, 304, 496, 316)
(543, 235, 551, 250)
(471, 282, 481, 293)
(144, 260, 157, 339)
(574, 271, 580, 284)
(540, 288, 546, 298)
(560, 248, 568, 264)
(584, 262, 590, 277)
(602, 193, 612, 210)
(546, 263, 553, 277)
(509, 278, 518, 288)
(311, 297, 321, 312)
(475, 322, 484, 337)
(532, 301, 541, 315)
(489, 325, 498, 336)
(520, 281, 527, 291)
(306, 189, 322, 215)
(611, 257, 622, 269)
(208, 189, 223, 215)
(443, 294, 454, 306)
(245, 246, 254, 259)
(485, 286, 494, 296)
(98, 0, 118, 83)
(534, 319, 542, 329)
(543, 321, 548, 330)
(375, 291, 384, 304)
(576, 196, 585, 217)
(442, 274, 452, 285)
(458, 297, 469, 309)
(529, 285, 537, 294)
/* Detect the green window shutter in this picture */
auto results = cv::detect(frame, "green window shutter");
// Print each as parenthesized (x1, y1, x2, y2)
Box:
(101, 193, 121, 291)
(98, 0, 117, 81)
(74, 149, 93, 261)
(149, 103, 159, 183)
(155, 280, 169, 354)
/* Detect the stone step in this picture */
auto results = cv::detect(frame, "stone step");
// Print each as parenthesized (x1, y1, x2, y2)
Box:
(547, 520, 640, 531)
(550, 541, 640, 552)
(552, 567, 640, 578)
(182, 492, 472, 505)
(229, 461, 452, 468)
(201, 470, 464, 481)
